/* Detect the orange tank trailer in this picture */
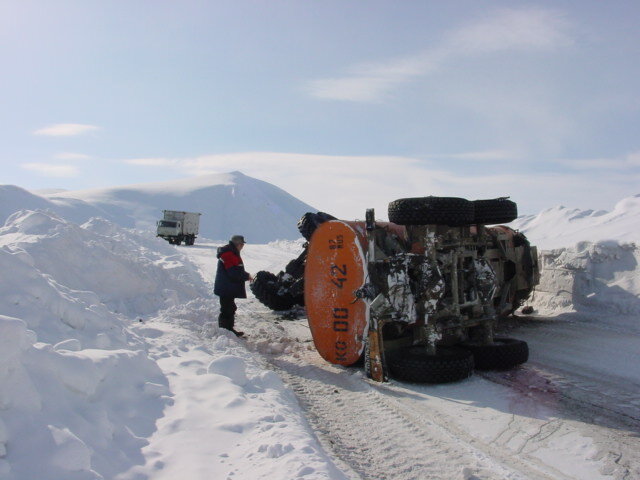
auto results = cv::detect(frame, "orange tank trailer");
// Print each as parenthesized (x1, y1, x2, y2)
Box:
(304, 220, 408, 367)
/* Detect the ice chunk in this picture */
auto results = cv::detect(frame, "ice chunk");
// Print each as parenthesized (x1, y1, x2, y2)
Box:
(48, 425, 92, 472)
(54, 338, 82, 351)
(207, 355, 248, 386)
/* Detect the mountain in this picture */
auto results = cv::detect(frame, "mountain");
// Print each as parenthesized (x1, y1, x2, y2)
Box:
(38, 171, 316, 243)
(0, 185, 115, 226)
(511, 194, 640, 249)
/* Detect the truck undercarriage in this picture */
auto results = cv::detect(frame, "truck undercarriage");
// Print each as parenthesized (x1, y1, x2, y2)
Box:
(251, 197, 539, 383)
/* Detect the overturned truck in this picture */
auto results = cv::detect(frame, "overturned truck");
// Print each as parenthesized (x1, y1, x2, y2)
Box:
(251, 197, 539, 383)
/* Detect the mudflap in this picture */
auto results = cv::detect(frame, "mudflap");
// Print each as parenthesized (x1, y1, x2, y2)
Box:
(305, 221, 368, 366)
(366, 324, 387, 382)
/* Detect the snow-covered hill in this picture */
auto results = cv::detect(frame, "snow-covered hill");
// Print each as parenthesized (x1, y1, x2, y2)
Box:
(0, 184, 116, 227)
(512, 193, 640, 250)
(41, 171, 316, 243)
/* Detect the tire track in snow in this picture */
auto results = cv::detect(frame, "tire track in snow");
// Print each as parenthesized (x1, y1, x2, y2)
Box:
(480, 364, 640, 427)
(240, 299, 637, 480)
(268, 351, 566, 480)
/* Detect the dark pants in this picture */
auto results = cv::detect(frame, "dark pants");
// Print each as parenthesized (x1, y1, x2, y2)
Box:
(218, 296, 237, 330)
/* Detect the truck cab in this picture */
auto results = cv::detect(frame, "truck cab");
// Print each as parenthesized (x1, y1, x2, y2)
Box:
(156, 220, 182, 243)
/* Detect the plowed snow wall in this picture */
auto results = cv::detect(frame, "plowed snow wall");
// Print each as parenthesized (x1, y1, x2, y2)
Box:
(532, 241, 640, 315)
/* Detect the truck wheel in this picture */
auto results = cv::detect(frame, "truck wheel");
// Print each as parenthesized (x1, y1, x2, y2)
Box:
(388, 197, 474, 226)
(386, 346, 474, 383)
(297, 212, 336, 240)
(284, 248, 307, 279)
(473, 198, 518, 224)
(250, 271, 298, 311)
(461, 337, 528, 370)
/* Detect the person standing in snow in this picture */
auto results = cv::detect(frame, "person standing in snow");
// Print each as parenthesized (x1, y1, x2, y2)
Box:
(214, 235, 253, 337)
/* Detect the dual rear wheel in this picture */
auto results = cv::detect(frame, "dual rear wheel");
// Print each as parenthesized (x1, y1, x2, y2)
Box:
(383, 337, 528, 384)
(388, 196, 518, 226)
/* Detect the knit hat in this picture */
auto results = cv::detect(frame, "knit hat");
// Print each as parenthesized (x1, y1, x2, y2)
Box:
(230, 235, 246, 245)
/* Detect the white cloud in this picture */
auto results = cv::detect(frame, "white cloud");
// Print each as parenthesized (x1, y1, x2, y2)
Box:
(307, 77, 401, 103)
(21, 163, 79, 177)
(307, 7, 571, 102)
(626, 151, 640, 166)
(126, 158, 179, 167)
(121, 151, 637, 218)
(556, 151, 640, 169)
(53, 152, 92, 160)
(426, 150, 520, 161)
(33, 124, 100, 137)
(445, 8, 571, 54)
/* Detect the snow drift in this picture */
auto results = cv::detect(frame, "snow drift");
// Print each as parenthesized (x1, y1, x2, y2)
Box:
(0, 211, 196, 479)
(0, 210, 207, 343)
(0, 314, 170, 480)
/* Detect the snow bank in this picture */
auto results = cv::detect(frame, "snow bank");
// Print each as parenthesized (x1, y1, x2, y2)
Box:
(0, 209, 346, 479)
(531, 241, 640, 318)
(510, 193, 640, 319)
(0, 210, 206, 328)
(120, 312, 348, 480)
(0, 314, 170, 480)
(0, 211, 199, 479)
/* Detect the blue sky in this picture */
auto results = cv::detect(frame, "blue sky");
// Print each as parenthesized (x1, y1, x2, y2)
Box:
(1, 1, 639, 218)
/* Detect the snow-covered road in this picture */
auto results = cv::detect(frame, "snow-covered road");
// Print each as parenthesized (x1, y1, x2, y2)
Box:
(179, 242, 640, 480)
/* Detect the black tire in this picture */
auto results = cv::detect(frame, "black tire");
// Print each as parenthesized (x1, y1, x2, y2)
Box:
(387, 346, 474, 383)
(388, 197, 474, 226)
(250, 271, 298, 311)
(473, 198, 517, 224)
(461, 337, 528, 370)
(288, 278, 305, 305)
(297, 212, 336, 240)
(285, 248, 307, 279)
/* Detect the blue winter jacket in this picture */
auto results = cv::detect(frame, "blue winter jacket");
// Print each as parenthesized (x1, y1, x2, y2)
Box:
(214, 243, 249, 298)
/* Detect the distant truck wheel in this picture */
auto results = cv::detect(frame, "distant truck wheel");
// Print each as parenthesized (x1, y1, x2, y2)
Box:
(388, 197, 474, 226)
(461, 337, 528, 370)
(473, 198, 518, 224)
(297, 212, 336, 240)
(386, 346, 474, 383)
(250, 271, 298, 311)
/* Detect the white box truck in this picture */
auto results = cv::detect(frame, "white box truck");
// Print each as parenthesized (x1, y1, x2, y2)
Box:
(156, 210, 201, 245)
